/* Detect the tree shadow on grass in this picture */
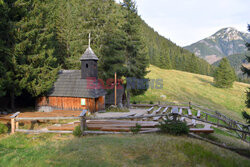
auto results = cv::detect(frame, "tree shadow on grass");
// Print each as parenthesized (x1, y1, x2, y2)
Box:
(194, 76, 216, 87)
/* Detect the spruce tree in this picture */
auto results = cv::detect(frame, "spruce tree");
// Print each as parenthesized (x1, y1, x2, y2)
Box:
(121, 0, 149, 107)
(0, 0, 29, 111)
(98, 1, 127, 81)
(214, 58, 236, 88)
(241, 24, 250, 124)
(15, 0, 60, 97)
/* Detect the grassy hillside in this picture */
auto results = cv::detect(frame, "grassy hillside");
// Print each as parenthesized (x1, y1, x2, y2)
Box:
(0, 133, 249, 167)
(131, 65, 249, 121)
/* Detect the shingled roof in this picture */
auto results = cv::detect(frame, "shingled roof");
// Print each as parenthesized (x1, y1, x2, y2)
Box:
(80, 47, 98, 61)
(48, 70, 106, 98)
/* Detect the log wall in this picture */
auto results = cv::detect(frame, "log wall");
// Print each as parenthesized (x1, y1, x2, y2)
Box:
(37, 96, 105, 113)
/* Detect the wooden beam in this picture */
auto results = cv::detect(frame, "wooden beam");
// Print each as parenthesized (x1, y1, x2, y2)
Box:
(84, 130, 131, 134)
(16, 117, 80, 121)
(182, 115, 250, 135)
(15, 129, 73, 134)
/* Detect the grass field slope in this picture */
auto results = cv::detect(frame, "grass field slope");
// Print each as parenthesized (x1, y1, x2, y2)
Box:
(132, 65, 250, 121)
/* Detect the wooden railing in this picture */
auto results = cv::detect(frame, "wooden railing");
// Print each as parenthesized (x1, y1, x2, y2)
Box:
(10, 102, 250, 142)
(131, 101, 250, 142)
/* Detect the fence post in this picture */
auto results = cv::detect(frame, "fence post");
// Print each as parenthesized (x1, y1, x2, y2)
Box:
(11, 118, 15, 134)
(205, 114, 208, 121)
(80, 110, 87, 136)
(15, 116, 19, 130)
(10, 112, 20, 134)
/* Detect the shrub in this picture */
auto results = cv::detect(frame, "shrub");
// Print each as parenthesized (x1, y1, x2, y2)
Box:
(132, 101, 137, 104)
(0, 123, 8, 134)
(73, 125, 82, 137)
(130, 123, 142, 134)
(149, 101, 154, 104)
(158, 120, 189, 135)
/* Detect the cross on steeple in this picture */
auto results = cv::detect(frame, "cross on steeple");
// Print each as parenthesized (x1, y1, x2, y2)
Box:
(88, 33, 91, 48)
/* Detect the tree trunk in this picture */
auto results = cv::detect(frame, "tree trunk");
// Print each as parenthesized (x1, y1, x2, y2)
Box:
(126, 89, 130, 108)
(10, 90, 15, 112)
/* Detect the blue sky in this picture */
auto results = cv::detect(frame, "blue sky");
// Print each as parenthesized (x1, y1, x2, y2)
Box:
(116, 0, 250, 46)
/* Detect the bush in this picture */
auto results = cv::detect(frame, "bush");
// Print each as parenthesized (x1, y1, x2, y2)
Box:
(130, 123, 142, 134)
(132, 101, 137, 104)
(149, 101, 154, 104)
(158, 120, 189, 135)
(73, 125, 82, 137)
(0, 123, 8, 134)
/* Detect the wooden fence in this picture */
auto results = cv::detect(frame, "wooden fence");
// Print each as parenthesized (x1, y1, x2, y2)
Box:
(10, 102, 250, 143)
(132, 102, 250, 142)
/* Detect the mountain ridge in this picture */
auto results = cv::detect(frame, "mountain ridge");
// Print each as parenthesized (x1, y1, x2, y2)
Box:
(184, 27, 250, 64)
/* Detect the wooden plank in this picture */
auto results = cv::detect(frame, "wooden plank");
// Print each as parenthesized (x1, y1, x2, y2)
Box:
(190, 128, 214, 133)
(48, 125, 76, 131)
(84, 130, 131, 134)
(171, 107, 178, 114)
(139, 128, 160, 133)
(178, 108, 182, 115)
(10, 112, 20, 118)
(192, 119, 196, 126)
(16, 129, 73, 134)
(101, 127, 154, 132)
(87, 123, 158, 129)
(16, 117, 80, 121)
(180, 117, 185, 122)
(86, 120, 158, 125)
(197, 110, 201, 118)
(188, 109, 192, 116)
(147, 107, 154, 113)
(153, 116, 161, 121)
(162, 107, 168, 114)
(155, 107, 162, 114)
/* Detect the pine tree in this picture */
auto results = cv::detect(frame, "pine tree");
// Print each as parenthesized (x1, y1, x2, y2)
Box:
(241, 24, 250, 124)
(0, 0, 29, 111)
(121, 0, 149, 107)
(214, 58, 236, 88)
(15, 0, 60, 97)
(98, 1, 127, 81)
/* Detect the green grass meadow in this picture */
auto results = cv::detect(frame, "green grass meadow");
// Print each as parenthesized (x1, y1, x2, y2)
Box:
(0, 133, 249, 167)
(131, 65, 250, 121)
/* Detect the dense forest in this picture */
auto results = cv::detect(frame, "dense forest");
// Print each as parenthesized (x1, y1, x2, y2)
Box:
(142, 21, 213, 75)
(0, 0, 213, 110)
